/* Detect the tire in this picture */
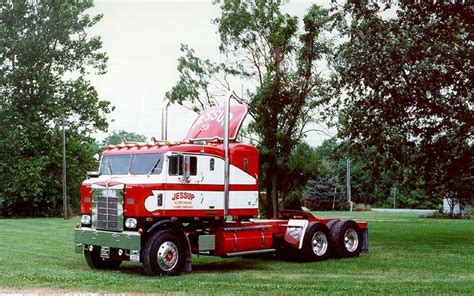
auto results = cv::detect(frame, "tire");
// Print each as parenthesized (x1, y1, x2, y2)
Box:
(143, 230, 185, 276)
(84, 248, 122, 269)
(300, 223, 331, 262)
(330, 220, 363, 258)
(326, 219, 339, 231)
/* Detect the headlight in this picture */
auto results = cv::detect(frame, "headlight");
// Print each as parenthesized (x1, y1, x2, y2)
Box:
(80, 215, 91, 225)
(125, 218, 137, 229)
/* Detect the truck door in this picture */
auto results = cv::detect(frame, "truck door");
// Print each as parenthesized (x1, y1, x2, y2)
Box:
(163, 154, 204, 214)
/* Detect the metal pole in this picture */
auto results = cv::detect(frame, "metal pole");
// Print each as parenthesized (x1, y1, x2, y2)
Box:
(162, 99, 170, 141)
(347, 158, 352, 212)
(223, 93, 231, 218)
(62, 115, 67, 219)
(393, 186, 396, 209)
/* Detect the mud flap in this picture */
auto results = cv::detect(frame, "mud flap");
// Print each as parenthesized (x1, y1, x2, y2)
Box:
(184, 233, 193, 272)
(361, 228, 369, 253)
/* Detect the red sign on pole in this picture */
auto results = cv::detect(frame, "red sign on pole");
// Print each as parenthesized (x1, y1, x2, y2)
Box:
(184, 105, 248, 141)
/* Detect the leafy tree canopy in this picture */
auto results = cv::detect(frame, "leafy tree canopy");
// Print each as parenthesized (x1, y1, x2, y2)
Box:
(0, 0, 112, 216)
(101, 130, 147, 146)
(167, 0, 332, 217)
(330, 1, 473, 206)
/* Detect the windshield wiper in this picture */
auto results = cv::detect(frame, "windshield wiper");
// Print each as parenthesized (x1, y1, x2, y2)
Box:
(128, 155, 134, 175)
(106, 160, 113, 175)
(147, 158, 161, 176)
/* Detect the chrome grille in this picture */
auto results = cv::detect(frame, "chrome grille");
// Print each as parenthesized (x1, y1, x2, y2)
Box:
(93, 188, 123, 232)
(97, 195, 119, 230)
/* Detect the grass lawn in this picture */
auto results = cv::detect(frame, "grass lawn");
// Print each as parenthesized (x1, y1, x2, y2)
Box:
(0, 211, 473, 295)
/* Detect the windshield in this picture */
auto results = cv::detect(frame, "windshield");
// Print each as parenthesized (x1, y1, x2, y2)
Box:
(99, 154, 163, 175)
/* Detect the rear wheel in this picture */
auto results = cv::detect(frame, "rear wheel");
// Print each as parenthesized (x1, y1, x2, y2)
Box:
(301, 223, 331, 262)
(326, 219, 339, 231)
(143, 230, 185, 276)
(84, 248, 122, 269)
(330, 220, 362, 258)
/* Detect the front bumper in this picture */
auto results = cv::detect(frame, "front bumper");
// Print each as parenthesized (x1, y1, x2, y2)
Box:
(74, 227, 141, 253)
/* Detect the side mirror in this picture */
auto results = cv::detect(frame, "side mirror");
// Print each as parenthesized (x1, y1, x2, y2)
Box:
(182, 155, 191, 178)
(87, 171, 100, 179)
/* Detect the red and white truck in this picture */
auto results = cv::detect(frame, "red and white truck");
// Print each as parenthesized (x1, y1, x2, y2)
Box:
(74, 94, 368, 276)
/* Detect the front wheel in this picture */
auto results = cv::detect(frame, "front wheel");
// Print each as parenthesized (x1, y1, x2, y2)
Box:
(143, 230, 185, 276)
(300, 223, 331, 262)
(84, 248, 122, 269)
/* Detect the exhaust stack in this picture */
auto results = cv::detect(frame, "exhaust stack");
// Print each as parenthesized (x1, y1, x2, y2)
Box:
(223, 93, 232, 218)
(162, 99, 170, 141)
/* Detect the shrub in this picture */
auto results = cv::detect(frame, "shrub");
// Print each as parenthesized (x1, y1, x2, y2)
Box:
(284, 188, 304, 210)
(355, 203, 371, 211)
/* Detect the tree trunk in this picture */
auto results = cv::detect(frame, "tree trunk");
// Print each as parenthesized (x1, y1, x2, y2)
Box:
(448, 198, 455, 217)
(271, 173, 279, 218)
(265, 185, 273, 218)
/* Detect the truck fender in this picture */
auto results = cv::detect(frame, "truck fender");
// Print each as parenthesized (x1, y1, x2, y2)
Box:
(146, 220, 192, 272)
(284, 219, 309, 249)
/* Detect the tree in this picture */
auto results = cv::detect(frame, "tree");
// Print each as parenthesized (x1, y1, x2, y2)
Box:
(303, 178, 347, 211)
(101, 130, 147, 146)
(330, 1, 473, 207)
(166, 0, 332, 217)
(280, 142, 325, 210)
(314, 139, 437, 209)
(0, 1, 112, 216)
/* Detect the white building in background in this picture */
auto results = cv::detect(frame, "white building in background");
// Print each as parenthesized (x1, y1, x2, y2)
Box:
(443, 198, 472, 215)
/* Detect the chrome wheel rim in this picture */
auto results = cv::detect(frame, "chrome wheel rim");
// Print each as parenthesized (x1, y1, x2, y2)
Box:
(311, 231, 328, 256)
(344, 229, 359, 252)
(157, 241, 178, 271)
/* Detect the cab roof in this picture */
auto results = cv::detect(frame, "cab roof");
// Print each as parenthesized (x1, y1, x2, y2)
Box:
(102, 142, 257, 158)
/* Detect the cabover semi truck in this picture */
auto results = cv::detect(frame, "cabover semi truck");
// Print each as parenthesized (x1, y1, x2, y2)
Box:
(74, 94, 368, 276)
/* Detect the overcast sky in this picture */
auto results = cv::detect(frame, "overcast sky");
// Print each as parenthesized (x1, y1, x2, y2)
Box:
(86, 0, 335, 145)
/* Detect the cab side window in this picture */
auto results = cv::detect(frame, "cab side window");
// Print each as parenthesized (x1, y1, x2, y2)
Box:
(190, 157, 197, 175)
(168, 155, 197, 176)
(210, 158, 215, 171)
(168, 155, 183, 175)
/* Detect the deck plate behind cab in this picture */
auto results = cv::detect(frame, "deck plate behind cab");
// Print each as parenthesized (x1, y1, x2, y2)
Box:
(184, 105, 248, 141)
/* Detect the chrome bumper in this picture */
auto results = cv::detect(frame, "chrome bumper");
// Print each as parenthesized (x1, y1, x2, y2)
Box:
(74, 227, 141, 253)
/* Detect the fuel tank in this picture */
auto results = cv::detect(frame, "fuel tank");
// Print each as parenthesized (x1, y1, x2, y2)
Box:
(213, 224, 273, 256)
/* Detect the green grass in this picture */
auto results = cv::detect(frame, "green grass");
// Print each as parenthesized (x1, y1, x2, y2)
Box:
(0, 212, 473, 295)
